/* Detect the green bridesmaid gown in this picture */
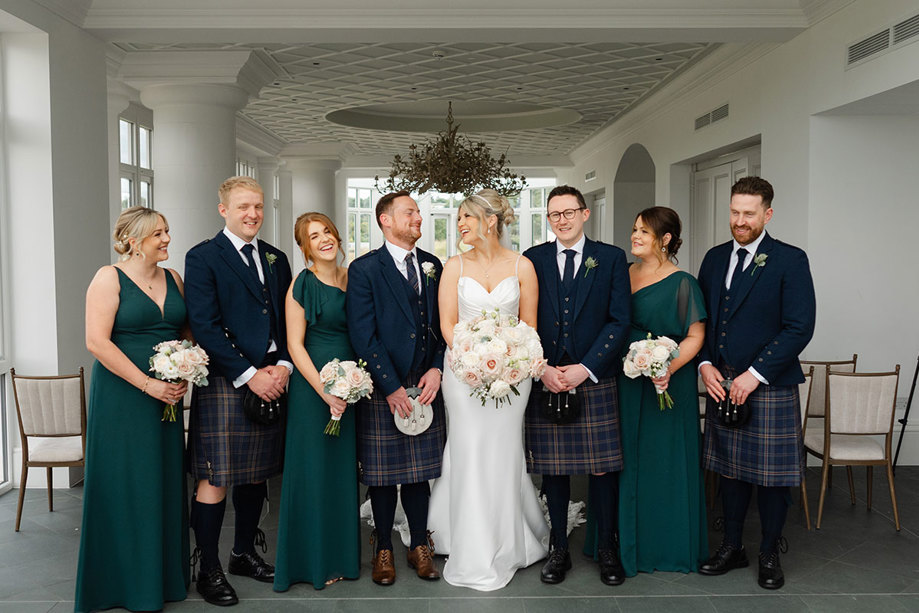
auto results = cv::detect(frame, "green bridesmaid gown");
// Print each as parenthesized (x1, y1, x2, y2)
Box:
(274, 270, 360, 591)
(75, 267, 189, 612)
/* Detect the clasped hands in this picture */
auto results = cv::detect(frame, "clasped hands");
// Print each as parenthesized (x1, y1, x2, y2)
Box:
(386, 367, 442, 419)
(700, 363, 759, 405)
(540, 364, 590, 394)
(247, 365, 290, 402)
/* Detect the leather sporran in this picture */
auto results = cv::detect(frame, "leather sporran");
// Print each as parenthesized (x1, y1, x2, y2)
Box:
(714, 379, 750, 428)
(243, 390, 286, 426)
(539, 386, 580, 425)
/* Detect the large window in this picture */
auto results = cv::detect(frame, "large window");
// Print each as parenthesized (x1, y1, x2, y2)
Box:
(346, 185, 375, 262)
(119, 105, 153, 209)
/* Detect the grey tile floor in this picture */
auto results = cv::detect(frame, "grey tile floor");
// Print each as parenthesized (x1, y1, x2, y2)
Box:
(1, 467, 917, 612)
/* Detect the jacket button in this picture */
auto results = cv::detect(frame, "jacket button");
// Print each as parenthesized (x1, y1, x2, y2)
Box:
(719, 344, 724, 349)
(373, 353, 378, 358)
(376, 365, 381, 369)
(721, 332, 726, 337)
(564, 309, 569, 314)
(604, 344, 609, 348)
(597, 353, 602, 357)
(262, 309, 268, 314)
(555, 322, 560, 327)
(383, 374, 388, 378)
(410, 333, 416, 339)
(564, 297, 570, 302)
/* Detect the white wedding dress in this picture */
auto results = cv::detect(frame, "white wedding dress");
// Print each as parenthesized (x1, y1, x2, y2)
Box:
(428, 257, 549, 591)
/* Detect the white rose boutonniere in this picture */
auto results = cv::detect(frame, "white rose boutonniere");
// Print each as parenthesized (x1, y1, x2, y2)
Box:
(583, 256, 598, 278)
(265, 252, 277, 273)
(421, 261, 437, 285)
(750, 253, 767, 276)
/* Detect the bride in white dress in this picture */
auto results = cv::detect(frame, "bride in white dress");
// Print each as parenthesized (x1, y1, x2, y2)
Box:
(428, 189, 549, 591)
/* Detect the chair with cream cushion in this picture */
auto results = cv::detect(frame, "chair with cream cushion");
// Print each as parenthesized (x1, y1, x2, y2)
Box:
(806, 367, 901, 531)
(10, 367, 86, 532)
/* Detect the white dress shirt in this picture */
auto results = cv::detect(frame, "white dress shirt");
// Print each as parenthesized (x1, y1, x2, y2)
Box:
(385, 240, 422, 287)
(554, 234, 596, 383)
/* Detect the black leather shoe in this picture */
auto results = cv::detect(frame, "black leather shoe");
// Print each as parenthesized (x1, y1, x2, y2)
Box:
(196, 566, 239, 607)
(228, 550, 275, 583)
(699, 543, 749, 576)
(758, 551, 785, 590)
(540, 548, 572, 584)
(598, 549, 625, 586)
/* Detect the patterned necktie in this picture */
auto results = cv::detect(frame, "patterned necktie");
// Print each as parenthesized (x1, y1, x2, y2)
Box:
(241, 243, 263, 287)
(562, 249, 577, 289)
(728, 247, 748, 291)
(405, 252, 420, 295)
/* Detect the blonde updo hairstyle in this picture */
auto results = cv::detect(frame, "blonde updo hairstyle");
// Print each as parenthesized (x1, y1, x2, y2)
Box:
(113, 206, 168, 261)
(457, 188, 516, 248)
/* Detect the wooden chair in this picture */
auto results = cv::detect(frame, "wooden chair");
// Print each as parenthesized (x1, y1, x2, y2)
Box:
(807, 367, 901, 531)
(798, 367, 814, 529)
(801, 355, 857, 493)
(10, 368, 87, 531)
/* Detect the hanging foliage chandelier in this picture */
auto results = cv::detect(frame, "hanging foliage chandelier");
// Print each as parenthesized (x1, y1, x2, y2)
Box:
(375, 102, 527, 197)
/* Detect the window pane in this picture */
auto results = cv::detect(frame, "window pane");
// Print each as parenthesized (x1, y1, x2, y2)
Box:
(359, 189, 371, 209)
(347, 213, 357, 262)
(139, 126, 151, 169)
(434, 217, 448, 260)
(531, 214, 544, 245)
(347, 188, 357, 208)
(430, 193, 449, 208)
(120, 177, 133, 209)
(119, 119, 134, 165)
(359, 213, 371, 256)
(508, 217, 520, 252)
(139, 180, 151, 208)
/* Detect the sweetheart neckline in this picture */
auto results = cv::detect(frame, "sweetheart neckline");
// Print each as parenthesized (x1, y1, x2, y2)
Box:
(459, 275, 518, 295)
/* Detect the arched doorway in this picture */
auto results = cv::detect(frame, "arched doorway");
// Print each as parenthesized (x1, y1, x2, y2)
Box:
(613, 144, 655, 255)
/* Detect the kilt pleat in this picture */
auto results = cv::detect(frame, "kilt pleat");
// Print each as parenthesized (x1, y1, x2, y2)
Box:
(356, 384, 446, 487)
(703, 382, 804, 487)
(525, 377, 623, 475)
(188, 376, 284, 487)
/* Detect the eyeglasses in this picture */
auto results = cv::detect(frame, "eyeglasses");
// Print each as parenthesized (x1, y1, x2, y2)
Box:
(547, 208, 585, 223)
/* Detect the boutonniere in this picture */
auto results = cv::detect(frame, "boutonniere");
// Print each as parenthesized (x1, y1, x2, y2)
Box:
(421, 261, 437, 285)
(750, 253, 767, 276)
(583, 256, 598, 278)
(265, 252, 277, 272)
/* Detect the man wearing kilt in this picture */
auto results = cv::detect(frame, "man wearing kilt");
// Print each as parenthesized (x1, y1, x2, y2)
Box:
(697, 176, 816, 590)
(347, 191, 446, 586)
(523, 185, 631, 586)
(185, 176, 293, 606)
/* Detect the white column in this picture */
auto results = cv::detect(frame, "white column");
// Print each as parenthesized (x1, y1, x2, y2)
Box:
(257, 157, 280, 246)
(284, 158, 341, 275)
(139, 83, 250, 273)
(277, 168, 294, 263)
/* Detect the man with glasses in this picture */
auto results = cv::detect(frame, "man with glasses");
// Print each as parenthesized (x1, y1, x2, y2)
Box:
(523, 185, 631, 586)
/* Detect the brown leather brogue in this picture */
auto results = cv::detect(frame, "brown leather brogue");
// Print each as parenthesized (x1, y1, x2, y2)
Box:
(407, 544, 440, 580)
(371, 549, 396, 585)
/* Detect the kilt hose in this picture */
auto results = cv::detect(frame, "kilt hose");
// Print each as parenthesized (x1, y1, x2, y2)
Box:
(703, 366, 804, 487)
(356, 372, 446, 487)
(188, 375, 284, 487)
(525, 376, 623, 475)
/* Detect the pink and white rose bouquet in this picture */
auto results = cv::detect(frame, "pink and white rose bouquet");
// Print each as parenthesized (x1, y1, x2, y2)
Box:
(622, 333, 679, 410)
(318, 358, 373, 436)
(448, 309, 547, 408)
(149, 339, 209, 422)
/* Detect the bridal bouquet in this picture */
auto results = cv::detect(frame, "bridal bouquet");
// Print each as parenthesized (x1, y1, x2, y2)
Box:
(622, 333, 680, 410)
(318, 358, 373, 436)
(149, 339, 210, 422)
(448, 309, 547, 408)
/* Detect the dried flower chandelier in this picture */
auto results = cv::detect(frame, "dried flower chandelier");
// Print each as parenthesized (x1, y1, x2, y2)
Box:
(375, 102, 527, 197)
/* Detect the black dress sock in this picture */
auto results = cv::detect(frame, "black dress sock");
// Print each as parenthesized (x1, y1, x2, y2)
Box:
(400, 481, 432, 549)
(232, 482, 267, 555)
(757, 485, 790, 554)
(191, 497, 226, 572)
(720, 477, 753, 548)
(589, 472, 618, 551)
(542, 475, 571, 550)
(369, 485, 398, 552)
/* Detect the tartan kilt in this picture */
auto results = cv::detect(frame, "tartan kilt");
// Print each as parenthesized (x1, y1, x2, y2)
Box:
(703, 379, 804, 487)
(188, 376, 284, 487)
(525, 376, 623, 475)
(356, 374, 446, 487)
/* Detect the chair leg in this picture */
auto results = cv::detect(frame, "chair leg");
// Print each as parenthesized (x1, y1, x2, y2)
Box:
(828, 465, 833, 489)
(15, 462, 28, 532)
(817, 460, 831, 530)
(867, 466, 874, 510)
(46, 467, 53, 512)
(846, 466, 856, 505)
(886, 461, 900, 531)
(800, 474, 812, 530)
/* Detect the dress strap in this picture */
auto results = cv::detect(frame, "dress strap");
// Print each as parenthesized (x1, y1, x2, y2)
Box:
(515, 254, 521, 276)
(459, 254, 464, 276)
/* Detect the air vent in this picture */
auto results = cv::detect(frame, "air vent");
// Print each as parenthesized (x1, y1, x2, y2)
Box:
(847, 30, 890, 65)
(694, 103, 728, 131)
(694, 114, 711, 130)
(893, 14, 919, 45)
(711, 104, 729, 123)
(585, 170, 596, 182)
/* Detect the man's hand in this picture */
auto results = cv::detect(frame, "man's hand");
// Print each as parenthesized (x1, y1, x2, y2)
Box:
(386, 386, 413, 419)
(416, 368, 442, 406)
(729, 370, 760, 406)
(700, 363, 726, 402)
(265, 364, 290, 394)
(247, 368, 281, 401)
(557, 364, 590, 390)
(540, 365, 568, 393)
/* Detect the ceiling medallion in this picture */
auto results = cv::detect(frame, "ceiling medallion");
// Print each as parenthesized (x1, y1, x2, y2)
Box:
(375, 102, 527, 197)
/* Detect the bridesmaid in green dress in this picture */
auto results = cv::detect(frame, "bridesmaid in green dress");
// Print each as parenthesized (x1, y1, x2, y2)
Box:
(274, 212, 360, 591)
(617, 206, 708, 576)
(76, 207, 190, 612)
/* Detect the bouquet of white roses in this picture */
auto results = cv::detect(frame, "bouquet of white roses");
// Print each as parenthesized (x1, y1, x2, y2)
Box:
(149, 339, 210, 422)
(318, 358, 373, 436)
(622, 333, 680, 410)
(448, 309, 548, 408)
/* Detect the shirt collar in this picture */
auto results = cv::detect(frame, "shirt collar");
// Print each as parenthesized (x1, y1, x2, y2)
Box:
(556, 234, 586, 256)
(732, 231, 765, 258)
(223, 227, 259, 253)
(384, 240, 417, 263)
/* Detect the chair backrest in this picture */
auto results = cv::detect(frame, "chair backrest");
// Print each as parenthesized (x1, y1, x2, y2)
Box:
(801, 354, 857, 417)
(11, 368, 86, 437)
(799, 366, 814, 434)
(826, 366, 900, 435)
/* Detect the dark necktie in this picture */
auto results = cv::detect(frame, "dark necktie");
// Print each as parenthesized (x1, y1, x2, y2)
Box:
(728, 247, 748, 291)
(562, 249, 577, 289)
(405, 252, 420, 295)
(241, 243, 263, 287)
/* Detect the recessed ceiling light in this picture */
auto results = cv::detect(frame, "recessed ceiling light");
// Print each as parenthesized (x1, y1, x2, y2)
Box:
(623, 87, 630, 90)
(655, 57, 663, 61)
(312, 61, 320, 66)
